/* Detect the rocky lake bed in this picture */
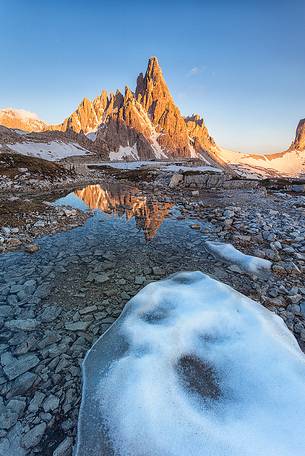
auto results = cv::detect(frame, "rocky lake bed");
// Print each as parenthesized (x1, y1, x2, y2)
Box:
(0, 167, 305, 455)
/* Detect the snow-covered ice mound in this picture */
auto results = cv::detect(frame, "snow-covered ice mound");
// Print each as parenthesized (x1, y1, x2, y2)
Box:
(205, 241, 272, 275)
(76, 271, 305, 456)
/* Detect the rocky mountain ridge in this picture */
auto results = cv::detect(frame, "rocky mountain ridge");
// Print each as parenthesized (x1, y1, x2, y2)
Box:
(0, 108, 47, 132)
(0, 58, 304, 177)
(49, 57, 219, 162)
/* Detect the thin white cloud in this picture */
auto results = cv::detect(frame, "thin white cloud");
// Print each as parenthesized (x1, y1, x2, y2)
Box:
(187, 66, 205, 77)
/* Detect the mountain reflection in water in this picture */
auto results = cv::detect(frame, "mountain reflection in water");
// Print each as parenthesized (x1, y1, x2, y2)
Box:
(74, 184, 173, 240)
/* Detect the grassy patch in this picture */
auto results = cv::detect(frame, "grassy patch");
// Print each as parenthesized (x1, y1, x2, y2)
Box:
(0, 153, 72, 179)
(0, 197, 46, 227)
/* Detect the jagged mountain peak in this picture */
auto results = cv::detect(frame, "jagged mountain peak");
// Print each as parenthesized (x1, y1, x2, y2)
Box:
(185, 114, 205, 128)
(46, 57, 219, 162)
(77, 97, 94, 112)
(100, 89, 108, 99)
(92, 90, 108, 119)
(146, 56, 162, 79)
(292, 118, 305, 151)
(136, 56, 172, 104)
(124, 86, 134, 101)
(186, 113, 203, 122)
(148, 55, 159, 64)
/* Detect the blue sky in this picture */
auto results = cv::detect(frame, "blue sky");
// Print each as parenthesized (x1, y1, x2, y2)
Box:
(1, 0, 305, 153)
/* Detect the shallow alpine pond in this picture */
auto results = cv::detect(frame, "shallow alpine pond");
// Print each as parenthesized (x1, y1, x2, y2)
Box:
(0, 182, 255, 317)
(0, 181, 271, 454)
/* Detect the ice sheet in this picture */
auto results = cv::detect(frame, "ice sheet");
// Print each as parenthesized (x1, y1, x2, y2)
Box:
(76, 271, 305, 456)
(206, 241, 272, 274)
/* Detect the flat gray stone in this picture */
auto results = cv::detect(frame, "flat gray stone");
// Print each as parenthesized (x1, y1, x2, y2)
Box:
(9, 285, 23, 294)
(3, 354, 40, 380)
(38, 333, 61, 349)
(5, 319, 39, 331)
(0, 438, 10, 453)
(42, 395, 60, 413)
(7, 372, 38, 398)
(1, 352, 14, 366)
(33, 283, 52, 299)
(0, 306, 14, 318)
(79, 305, 97, 315)
(65, 322, 89, 332)
(94, 273, 110, 284)
(7, 399, 26, 416)
(28, 391, 46, 413)
(134, 276, 145, 285)
(0, 408, 18, 430)
(38, 306, 62, 323)
(21, 422, 46, 449)
(53, 436, 73, 456)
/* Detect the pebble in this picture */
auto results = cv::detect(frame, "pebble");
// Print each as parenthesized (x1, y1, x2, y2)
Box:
(24, 244, 40, 254)
(134, 276, 145, 285)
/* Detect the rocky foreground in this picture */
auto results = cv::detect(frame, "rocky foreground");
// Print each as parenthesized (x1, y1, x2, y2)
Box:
(0, 165, 305, 455)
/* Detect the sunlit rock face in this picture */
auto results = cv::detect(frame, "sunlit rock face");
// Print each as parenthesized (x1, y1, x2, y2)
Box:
(75, 183, 172, 239)
(291, 118, 305, 151)
(48, 57, 221, 162)
(0, 108, 47, 132)
(76, 271, 305, 456)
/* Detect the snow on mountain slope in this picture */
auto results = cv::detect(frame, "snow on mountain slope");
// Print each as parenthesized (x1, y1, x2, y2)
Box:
(7, 141, 91, 161)
(134, 102, 168, 159)
(86, 131, 97, 141)
(109, 144, 139, 161)
(218, 147, 305, 177)
(76, 271, 305, 456)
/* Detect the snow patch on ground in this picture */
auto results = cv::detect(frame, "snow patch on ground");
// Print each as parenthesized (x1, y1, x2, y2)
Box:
(8, 141, 91, 161)
(13, 129, 28, 136)
(101, 161, 222, 173)
(86, 131, 97, 141)
(206, 241, 272, 274)
(163, 164, 222, 173)
(102, 160, 149, 170)
(76, 271, 305, 456)
(109, 144, 140, 161)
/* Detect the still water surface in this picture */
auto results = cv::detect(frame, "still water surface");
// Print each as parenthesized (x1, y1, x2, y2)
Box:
(0, 182, 214, 314)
